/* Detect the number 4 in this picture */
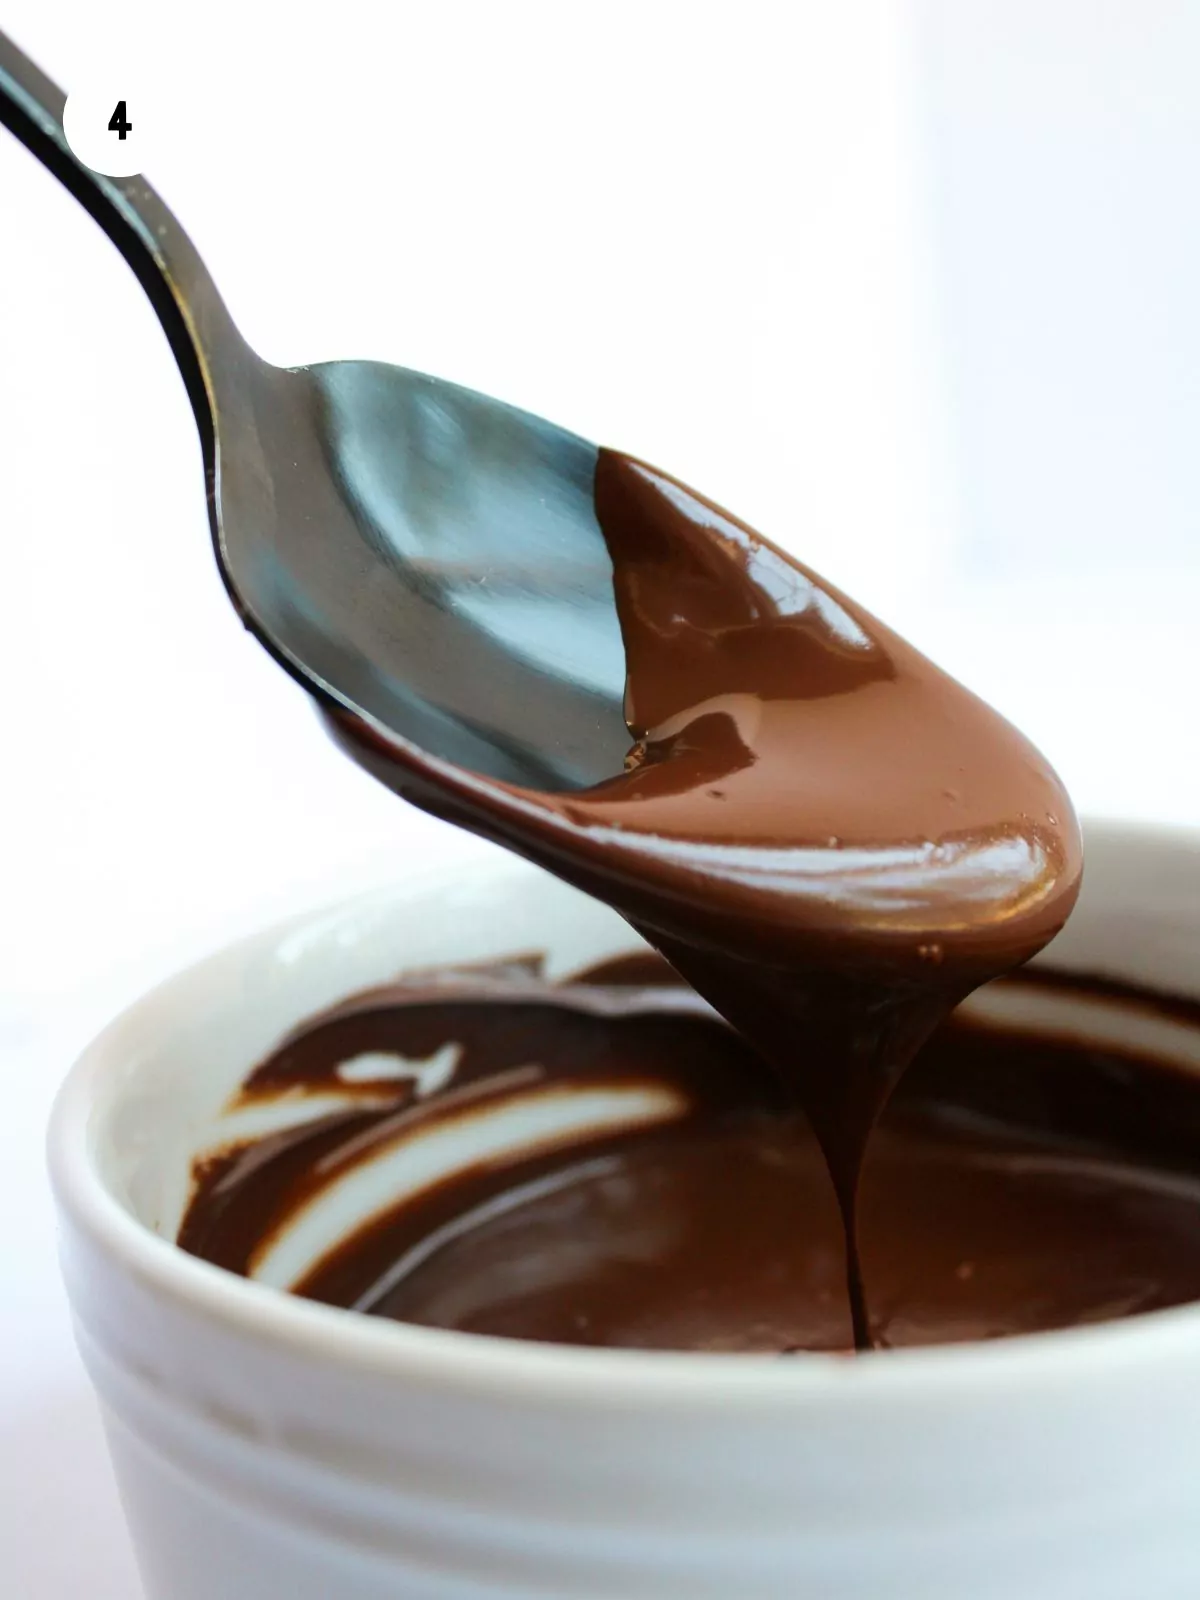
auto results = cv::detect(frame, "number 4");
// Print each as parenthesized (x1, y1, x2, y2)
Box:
(108, 101, 132, 141)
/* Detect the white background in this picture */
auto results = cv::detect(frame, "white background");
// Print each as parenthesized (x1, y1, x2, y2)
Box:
(2, 3, 1199, 1593)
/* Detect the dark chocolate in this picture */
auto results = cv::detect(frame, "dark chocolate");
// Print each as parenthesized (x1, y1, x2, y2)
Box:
(316, 451, 1082, 1344)
(180, 960, 1200, 1351)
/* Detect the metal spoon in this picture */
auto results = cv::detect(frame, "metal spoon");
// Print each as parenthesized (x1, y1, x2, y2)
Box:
(0, 31, 631, 792)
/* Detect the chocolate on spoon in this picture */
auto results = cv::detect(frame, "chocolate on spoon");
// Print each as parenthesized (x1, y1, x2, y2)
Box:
(328, 452, 1082, 1342)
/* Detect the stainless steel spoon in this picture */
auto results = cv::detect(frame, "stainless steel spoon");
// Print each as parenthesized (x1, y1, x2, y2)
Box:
(0, 31, 631, 791)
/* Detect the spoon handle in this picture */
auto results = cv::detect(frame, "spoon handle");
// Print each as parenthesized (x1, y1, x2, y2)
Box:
(0, 30, 249, 458)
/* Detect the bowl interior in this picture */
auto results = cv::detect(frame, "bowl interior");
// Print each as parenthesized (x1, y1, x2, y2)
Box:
(83, 819, 1200, 1302)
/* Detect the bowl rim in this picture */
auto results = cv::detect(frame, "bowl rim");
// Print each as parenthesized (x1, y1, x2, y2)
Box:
(47, 813, 1200, 1414)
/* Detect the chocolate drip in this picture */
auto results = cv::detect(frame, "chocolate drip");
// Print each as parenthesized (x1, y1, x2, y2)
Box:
(318, 451, 1081, 1346)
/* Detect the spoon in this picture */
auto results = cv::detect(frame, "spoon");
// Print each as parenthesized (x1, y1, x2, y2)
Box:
(0, 30, 632, 793)
(3, 33, 1083, 1351)
(0, 26, 1081, 1005)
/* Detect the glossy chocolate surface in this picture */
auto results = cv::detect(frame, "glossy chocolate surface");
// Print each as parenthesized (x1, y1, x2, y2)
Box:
(320, 451, 1082, 1342)
(180, 960, 1200, 1352)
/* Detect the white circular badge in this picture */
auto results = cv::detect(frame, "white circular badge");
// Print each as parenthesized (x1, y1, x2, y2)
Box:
(63, 83, 152, 178)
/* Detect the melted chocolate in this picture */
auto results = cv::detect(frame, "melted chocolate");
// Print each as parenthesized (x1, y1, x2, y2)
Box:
(319, 450, 1082, 1344)
(179, 960, 1200, 1351)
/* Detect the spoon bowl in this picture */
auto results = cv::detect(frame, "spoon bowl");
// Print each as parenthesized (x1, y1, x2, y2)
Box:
(221, 356, 631, 789)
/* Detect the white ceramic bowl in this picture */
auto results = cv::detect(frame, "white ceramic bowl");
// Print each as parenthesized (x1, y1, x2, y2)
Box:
(49, 819, 1200, 1599)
